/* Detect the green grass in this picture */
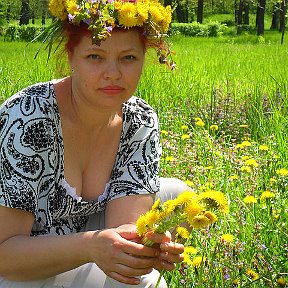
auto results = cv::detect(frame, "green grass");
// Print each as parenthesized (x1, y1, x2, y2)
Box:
(0, 34, 287, 287)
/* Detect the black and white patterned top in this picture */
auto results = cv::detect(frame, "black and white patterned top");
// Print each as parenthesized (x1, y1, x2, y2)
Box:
(0, 81, 161, 236)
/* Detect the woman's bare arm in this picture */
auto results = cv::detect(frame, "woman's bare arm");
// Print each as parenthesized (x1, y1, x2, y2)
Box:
(0, 206, 92, 281)
(0, 205, 159, 284)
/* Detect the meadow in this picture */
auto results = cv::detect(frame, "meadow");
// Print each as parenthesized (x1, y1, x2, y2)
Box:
(0, 32, 287, 287)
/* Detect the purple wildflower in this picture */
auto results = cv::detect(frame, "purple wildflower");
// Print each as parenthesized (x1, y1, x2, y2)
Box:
(68, 14, 75, 21)
(106, 26, 113, 33)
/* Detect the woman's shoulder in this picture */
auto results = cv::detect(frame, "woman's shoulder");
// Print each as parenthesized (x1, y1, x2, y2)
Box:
(123, 96, 157, 118)
(1, 81, 57, 117)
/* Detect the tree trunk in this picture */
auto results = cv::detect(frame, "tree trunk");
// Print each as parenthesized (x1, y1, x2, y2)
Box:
(41, 0, 47, 25)
(235, 0, 238, 25)
(280, 0, 287, 44)
(6, 4, 11, 22)
(279, 0, 287, 32)
(256, 0, 266, 35)
(175, 0, 188, 23)
(243, 1, 249, 25)
(19, 0, 29, 25)
(271, 3, 280, 30)
(197, 0, 204, 23)
(237, 0, 244, 25)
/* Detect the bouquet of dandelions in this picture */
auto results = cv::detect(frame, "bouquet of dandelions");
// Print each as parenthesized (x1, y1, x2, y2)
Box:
(136, 190, 229, 246)
(136, 189, 229, 286)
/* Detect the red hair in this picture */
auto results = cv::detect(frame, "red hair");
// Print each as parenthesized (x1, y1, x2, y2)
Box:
(62, 21, 162, 54)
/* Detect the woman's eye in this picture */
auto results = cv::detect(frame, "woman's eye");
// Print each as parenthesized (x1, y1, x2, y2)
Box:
(123, 55, 136, 61)
(88, 54, 101, 60)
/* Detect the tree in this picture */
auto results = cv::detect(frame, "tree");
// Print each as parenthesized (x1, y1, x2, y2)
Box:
(279, 0, 287, 43)
(243, 0, 249, 25)
(197, 0, 204, 23)
(256, 0, 266, 35)
(271, 2, 280, 30)
(19, 0, 29, 25)
(236, 0, 249, 25)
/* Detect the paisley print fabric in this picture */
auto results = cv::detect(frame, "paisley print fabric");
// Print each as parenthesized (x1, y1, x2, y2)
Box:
(0, 81, 161, 236)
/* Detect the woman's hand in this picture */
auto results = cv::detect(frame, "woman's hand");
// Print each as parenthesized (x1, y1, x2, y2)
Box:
(144, 230, 184, 271)
(86, 227, 159, 285)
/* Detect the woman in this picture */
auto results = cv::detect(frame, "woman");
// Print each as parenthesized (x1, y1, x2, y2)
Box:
(0, 1, 189, 287)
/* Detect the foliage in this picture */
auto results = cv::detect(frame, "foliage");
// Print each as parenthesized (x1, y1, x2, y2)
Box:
(3, 24, 46, 41)
(0, 33, 287, 287)
(170, 21, 228, 37)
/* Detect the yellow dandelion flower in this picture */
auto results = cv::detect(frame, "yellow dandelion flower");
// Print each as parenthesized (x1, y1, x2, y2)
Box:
(240, 166, 252, 173)
(246, 269, 259, 281)
(198, 190, 229, 214)
(136, 214, 149, 236)
(144, 210, 161, 227)
(232, 278, 240, 285)
(210, 124, 219, 131)
(236, 143, 244, 149)
(189, 214, 210, 229)
(49, 0, 68, 20)
(136, 2, 149, 25)
(192, 256, 206, 268)
(161, 130, 168, 135)
(151, 198, 161, 211)
(149, 5, 164, 23)
(175, 191, 198, 206)
(184, 246, 197, 256)
(184, 202, 203, 225)
(160, 5, 172, 32)
(272, 209, 280, 219)
(220, 233, 234, 242)
(260, 191, 275, 202)
(181, 134, 190, 140)
(241, 155, 250, 161)
(165, 155, 176, 162)
(195, 117, 205, 127)
(66, 0, 78, 14)
(162, 199, 178, 217)
(176, 226, 190, 239)
(243, 195, 257, 204)
(270, 177, 277, 183)
(204, 165, 213, 170)
(245, 158, 259, 167)
(259, 144, 269, 151)
(214, 151, 222, 157)
(184, 180, 194, 187)
(181, 125, 189, 130)
(276, 168, 288, 176)
(239, 124, 249, 128)
(204, 211, 217, 223)
(277, 277, 287, 286)
(183, 246, 197, 265)
(114, 0, 122, 10)
(229, 175, 238, 180)
(241, 140, 252, 147)
(118, 3, 138, 27)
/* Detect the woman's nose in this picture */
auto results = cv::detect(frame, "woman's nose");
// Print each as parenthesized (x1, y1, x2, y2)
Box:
(103, 61, 122, 80)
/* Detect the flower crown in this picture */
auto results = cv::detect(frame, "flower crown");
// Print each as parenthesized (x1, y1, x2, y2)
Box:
(47, 0, 175, 69)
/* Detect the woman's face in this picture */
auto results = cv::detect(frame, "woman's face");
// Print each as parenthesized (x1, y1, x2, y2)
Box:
(68, 29, 145, 110)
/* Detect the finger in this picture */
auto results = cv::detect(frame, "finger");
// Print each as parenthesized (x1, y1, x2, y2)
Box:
(109, 271, 141, 285)
(160, 242, 184, 254)
(120, 239, 160, 258)
(159, 251, 184, 264)
(154, 259, 176, 272)
(113, 263, 153, 277)
(159, 260, 176, 271)
(145, 231, 171, 244)
(117, 252, 158, 269)
(117, 229, 139, 241)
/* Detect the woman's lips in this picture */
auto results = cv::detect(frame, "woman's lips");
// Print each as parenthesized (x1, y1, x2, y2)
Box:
(99, 85, 125, 95)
